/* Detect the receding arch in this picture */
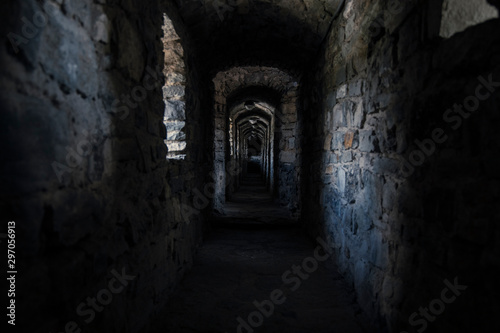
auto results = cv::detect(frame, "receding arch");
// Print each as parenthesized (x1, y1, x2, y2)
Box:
(211, 66, 302, 215)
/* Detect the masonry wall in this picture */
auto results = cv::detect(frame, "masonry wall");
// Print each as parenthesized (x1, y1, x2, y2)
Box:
(0, 0, 210, 332)
(277, 93, 302, 215)
(302, 0, 500, 331)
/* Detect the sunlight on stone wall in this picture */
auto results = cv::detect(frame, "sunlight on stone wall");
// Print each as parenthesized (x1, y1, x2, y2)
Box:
(440, 0, 499, 38)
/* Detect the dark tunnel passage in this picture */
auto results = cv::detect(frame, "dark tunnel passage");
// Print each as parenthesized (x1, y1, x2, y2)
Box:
(1, 0, 500, 332)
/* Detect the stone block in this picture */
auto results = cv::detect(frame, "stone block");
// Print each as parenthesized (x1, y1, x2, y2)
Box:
(325, 164, 334, 174)
(166, 130, 186, 141)
(338, 168, 346, 194)
(281, 151, 296, 164)
(337, 84, 348, 98)
(324, 133, 333, 150)
(93, 10, 110, 43)
(166, 141, 186, 152)
(333, 103, 345, 129)
(344, 132, 355, 149)
(214, 129, 225, 141)
(165, 120, 185, 132)
(359, 130, 380, 153)
(353, 101, 365, 128)
(282, 103, 296, 115)
(163, 86, 185, 99)
(332, 131, 346, 150)
(341, 151, 354, 163)
(349, 80, 363, 96)
(165, 73, 186, 85)
(164, 100, 186, 121)
(344, 100, 356, 127)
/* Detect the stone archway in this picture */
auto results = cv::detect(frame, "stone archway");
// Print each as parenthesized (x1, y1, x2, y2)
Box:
(211, 66, 301, 215)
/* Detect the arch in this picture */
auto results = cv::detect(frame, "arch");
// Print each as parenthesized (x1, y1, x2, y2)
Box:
(211, 65, 301, 214)
(234, 109, 273, 187)
(174, 0, 345, 73)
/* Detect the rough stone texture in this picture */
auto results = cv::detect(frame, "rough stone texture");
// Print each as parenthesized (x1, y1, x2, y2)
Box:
(302, 0, 500, 332)
(440, 0, 499, 38)
(162, 14, 188, 159)
(0, 0, 211, 332)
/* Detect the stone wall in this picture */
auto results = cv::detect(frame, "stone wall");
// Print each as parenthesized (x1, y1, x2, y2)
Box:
(302, 0, 500, 331)
(0, 0, 211, 332)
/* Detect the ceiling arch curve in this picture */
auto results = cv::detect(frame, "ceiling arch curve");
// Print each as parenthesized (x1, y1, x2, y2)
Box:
(213, 66, 299, 100)
(174, 0, 345, 72)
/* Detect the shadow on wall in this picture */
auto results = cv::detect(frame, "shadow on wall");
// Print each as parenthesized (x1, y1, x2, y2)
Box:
(0, 0, 209, 332)
(399, 22, 500, 333)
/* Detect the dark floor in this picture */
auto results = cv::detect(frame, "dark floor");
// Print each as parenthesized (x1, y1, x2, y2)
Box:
(148, 173, 377, 333)
(222, 173, 294, 224)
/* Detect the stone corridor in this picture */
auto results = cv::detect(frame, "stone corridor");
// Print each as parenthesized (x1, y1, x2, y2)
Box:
(149, 173, 375, 333)
(217, 174, 294, 225)
(1, 0, 500, 333)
